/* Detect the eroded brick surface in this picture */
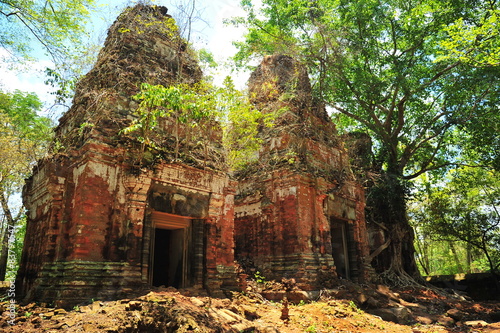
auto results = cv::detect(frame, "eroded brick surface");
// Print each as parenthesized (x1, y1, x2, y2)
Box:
(17, 5, 236, 307)
(17, 7, 371, 307)
(234, 55, 371, 289)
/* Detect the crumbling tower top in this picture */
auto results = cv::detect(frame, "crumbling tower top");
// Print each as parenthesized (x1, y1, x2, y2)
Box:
(248, 55, 312, 112)
(244, 55, 350, 181)
(55, 4, 202, 149)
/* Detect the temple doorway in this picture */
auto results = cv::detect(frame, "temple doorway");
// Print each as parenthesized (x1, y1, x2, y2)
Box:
(150, 210, 191, 288)
(331, 218, 351, 279)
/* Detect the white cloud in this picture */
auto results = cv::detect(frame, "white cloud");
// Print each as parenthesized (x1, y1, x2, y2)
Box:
(0, 49, 58, 117)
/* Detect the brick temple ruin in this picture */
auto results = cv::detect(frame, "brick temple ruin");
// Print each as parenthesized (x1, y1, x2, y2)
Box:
(234, 55, 370, 290)
(16, 5, 371, 306)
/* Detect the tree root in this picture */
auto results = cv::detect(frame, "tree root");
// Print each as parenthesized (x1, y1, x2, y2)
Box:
(378, 269, 422, 288)
(377, 268, 471, 301)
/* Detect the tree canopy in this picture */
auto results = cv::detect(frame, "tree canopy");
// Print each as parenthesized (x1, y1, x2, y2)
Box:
(231, 0, 500, 282)
(0, 89, 53, 280)
(0, 0, 96, 61)
(438, 7, 500, 67)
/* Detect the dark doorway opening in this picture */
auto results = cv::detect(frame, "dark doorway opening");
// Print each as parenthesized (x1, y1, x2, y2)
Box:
(331, 218, 351, 279)
(152, 228, 185, 288)
(150, 210, 191, 288)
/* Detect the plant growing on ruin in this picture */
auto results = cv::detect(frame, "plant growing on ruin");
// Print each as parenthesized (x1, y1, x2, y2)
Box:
(253, 271, 266, 284)
(118, 7, 180, 40)
(216, 77, 277, 170)
(122, 78, 276, 170)
(123, 82, 199, 160)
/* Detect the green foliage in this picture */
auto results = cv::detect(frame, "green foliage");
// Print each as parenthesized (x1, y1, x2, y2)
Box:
(0, 89, 53, 279)
(44, 40, 101, 104)
(0, 0, 97, 61)
(217, 77, 276, 170)
(122, 78, 276, 170)
(253, 271, 266, 284)
(438, 8, 500, 67)
(198, 49, 218, 68)
(78, 121, 95, 135)
(124, 83, 191, 147)
(412, 232, 488, 275)
(305, 324, 317, 333)
(44, 68, 76, 104)
(196, 49, 218, 82)
(453, 102, 500, 172)
(0, 0, 102, 107)
(5, 215, 26, 280)
(348, 300, 362, 314)
(122, 82, 208, 162)
(119, 8, 180, 38)
(0, 90, 53, 191)
(410, 166, 500, 274)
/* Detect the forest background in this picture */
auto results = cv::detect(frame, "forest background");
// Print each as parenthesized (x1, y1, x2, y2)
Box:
(0, 0, 498, 284)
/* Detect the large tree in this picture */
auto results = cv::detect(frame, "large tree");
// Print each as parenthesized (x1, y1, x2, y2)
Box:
(231, 0, 500, 283)
(1, 0, 101, 107)
(0, 90, 52, 280)
(0, 0, 96, 61)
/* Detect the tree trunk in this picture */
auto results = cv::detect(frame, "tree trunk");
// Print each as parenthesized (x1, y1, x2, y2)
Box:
(383, 219, 420, 281)
(367, 172, 420, 285)
(466, 243, 472, 273)
(448, 241, 464, 273)
(0, 190, 15, 281)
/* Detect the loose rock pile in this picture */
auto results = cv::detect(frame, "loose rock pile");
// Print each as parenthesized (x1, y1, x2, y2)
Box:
(1, 284, 499, 332)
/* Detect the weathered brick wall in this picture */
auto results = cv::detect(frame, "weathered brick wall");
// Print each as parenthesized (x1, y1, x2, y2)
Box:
(17, 4, 237, 307)
(234, 55, 371, 288)
(18, 140, 238, 306)
(17, 8, 372, 307)
(18, 156, 69, 302)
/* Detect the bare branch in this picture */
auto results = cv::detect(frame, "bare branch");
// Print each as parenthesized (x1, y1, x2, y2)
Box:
(0, 10, 19, 17)
(332, 104, 380, 134)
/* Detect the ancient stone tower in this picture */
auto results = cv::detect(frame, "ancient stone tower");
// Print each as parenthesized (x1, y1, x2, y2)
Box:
(234, 55, 370, 290)
(17, 6, 371, 307)
(17, 4, 237, 306)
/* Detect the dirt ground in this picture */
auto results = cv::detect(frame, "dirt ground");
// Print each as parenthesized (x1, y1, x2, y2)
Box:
(1, 281, 499, 332)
